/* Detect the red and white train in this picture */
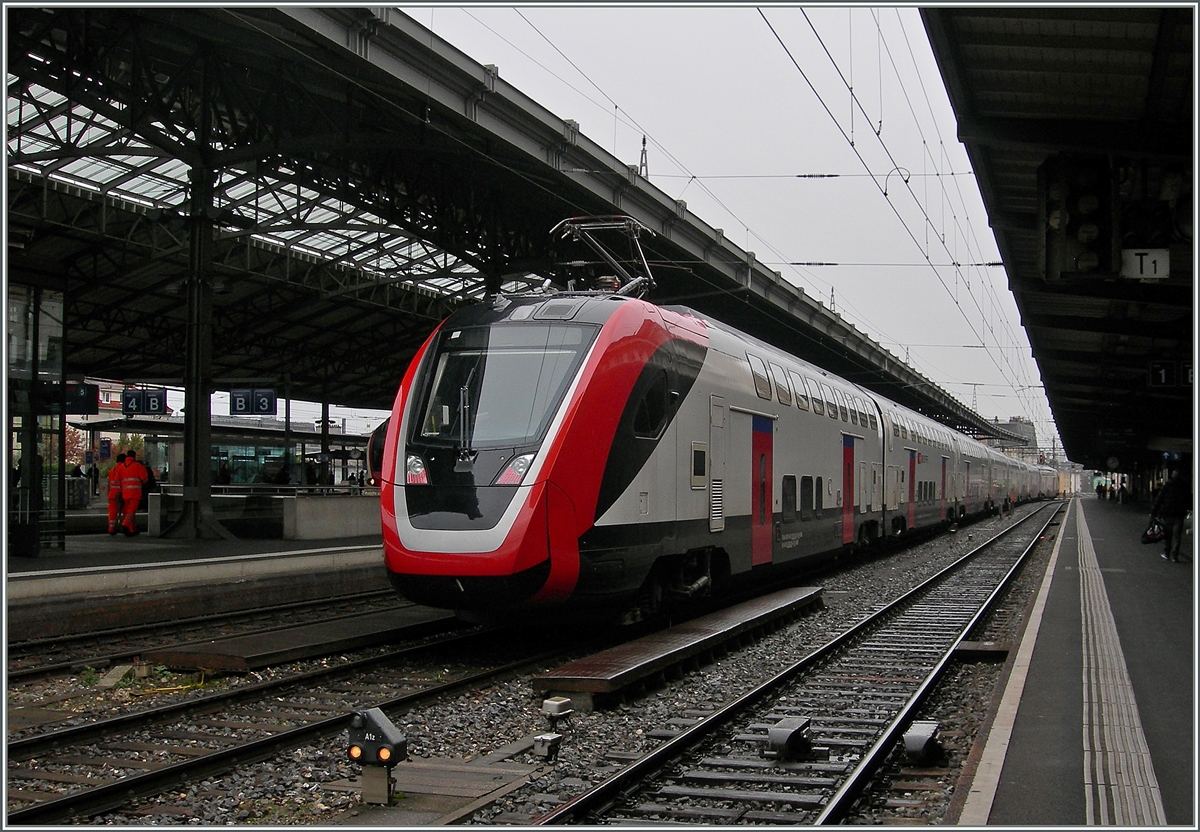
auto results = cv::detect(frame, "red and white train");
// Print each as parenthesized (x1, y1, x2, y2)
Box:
(378, 221, 1055, 622)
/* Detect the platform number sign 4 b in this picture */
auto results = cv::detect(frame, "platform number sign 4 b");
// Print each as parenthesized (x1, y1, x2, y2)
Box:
(122, 388, 167, 415)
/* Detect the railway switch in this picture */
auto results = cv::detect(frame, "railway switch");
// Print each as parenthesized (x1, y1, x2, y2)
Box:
(766, 716, 812, 761)
(347, 708, 407, 806)
(902, 720, 942, 765)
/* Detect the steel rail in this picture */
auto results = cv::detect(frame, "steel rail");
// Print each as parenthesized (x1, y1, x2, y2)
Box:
(7, 626, 490, 760)
(534, 503, 1061, 824)
(813, 501, 1063, 824)
(6, 593, 411, 683)
(6, 649, 552, 826)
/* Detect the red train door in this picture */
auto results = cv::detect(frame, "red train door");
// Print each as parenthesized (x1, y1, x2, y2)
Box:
(941, 456, 948, 520)
(842, 434, 855, 545)
(751, 415, 773, 566)
(907, 449, 917, 529)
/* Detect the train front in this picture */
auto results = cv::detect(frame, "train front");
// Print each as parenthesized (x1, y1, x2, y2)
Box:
(379, 297, 602, 612)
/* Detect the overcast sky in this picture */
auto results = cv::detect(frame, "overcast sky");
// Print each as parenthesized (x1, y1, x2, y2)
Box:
(394, 4, 1064, 457)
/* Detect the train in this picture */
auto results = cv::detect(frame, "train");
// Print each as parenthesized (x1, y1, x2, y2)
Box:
(377, 217, 1055, 623)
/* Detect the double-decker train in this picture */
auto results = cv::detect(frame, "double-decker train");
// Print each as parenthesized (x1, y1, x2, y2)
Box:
(378, 218, 1054, 623)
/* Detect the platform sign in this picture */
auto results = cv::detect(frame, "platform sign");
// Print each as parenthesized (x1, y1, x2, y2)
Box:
(122, 388, 167, 415)
(144, 388, 166, 414)
(230, 388, 277, 415)
(1121, 248, 1169, 280)
(1149, 361, 1177, 387)
(36, 382, 99, 414)
(100, 438, 112, 459)
(122, 388, 142, 414)
(230, 389, 253, 414)
(253, 388, 277, 415)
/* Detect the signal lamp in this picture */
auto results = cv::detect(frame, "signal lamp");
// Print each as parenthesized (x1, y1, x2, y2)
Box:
(347, 707, 407, 767)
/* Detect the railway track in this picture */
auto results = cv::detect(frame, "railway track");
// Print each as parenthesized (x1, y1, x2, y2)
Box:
(533, 502, 1063, 825)
(5, 626, 575, 825)
(6, 590, 406, 682)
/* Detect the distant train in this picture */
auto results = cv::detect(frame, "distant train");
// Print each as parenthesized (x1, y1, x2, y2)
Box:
(378, 218, 1053, 623)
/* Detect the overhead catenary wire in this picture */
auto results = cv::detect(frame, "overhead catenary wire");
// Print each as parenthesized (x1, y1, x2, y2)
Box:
(761, 8, 1055, 443)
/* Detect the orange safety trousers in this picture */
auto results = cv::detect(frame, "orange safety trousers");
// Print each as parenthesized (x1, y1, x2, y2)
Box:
(106, 474, 123, 532)
(121, 495, 140, 533)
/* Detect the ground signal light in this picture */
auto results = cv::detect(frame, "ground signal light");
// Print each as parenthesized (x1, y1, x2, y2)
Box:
(347, 708, 407, 806)
(1038, 153, 1117, 281)
(347, 707, 407, 766)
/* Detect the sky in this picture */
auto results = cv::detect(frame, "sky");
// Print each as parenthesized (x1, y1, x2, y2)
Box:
(393, 4, 1065, 457)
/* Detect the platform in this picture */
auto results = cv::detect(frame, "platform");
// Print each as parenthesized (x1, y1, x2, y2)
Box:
(5, 531, 390, 641)
(960, 495, 1193, 825)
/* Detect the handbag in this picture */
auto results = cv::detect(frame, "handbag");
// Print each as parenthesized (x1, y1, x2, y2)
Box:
(1141, 520, 1165, 545)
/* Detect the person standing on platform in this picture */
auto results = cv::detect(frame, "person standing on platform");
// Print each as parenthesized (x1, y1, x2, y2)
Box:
(118, 449, 149, 536)
(1150, 467, 1192, 562)
(107, 453, 126, 535)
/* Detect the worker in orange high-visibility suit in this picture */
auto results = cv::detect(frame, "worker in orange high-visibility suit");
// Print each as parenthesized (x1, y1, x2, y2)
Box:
(106, 453, 126, 535)
(118, 449, 149, 536)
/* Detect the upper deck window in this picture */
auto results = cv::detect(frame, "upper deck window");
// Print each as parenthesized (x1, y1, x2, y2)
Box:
(769, 362, 792, 406)
(789, 370, 810, 410)
(747, 353, 773, 400)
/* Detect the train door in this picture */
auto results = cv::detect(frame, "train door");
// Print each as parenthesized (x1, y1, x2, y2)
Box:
(907, 449, 917, 529)
(842, 434, 855, 544)
(858, 460, 867, 514)
(871, 462, 882, 512)
(886, 464, 900, 510)
(940, 456, 948, 520)
(751, 415, 773, 566)
(709, 396, 725, 533)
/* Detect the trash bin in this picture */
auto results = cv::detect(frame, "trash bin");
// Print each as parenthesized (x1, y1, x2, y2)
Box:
(67, 476, 90, 509)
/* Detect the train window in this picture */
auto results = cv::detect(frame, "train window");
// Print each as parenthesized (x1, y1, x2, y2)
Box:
(747, 353, 773, 400)
(855, 397, 870, 429)
(416, 323, 596, 447)
(782, 475, 796, 522)
(820, 383, 838, 419)
(633, 371, 669, 438)
(768, 362, 792, 406)
(800, 475, 813, 520)
(807, 377, 825, 415)
(690, 441, 707, 489)
(832, 388, 850, 422)
(788, 371, 809, 410)
(815, 475, 824, 516)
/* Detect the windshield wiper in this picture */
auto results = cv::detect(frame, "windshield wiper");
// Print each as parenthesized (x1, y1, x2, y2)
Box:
(454, 366, 477, 473)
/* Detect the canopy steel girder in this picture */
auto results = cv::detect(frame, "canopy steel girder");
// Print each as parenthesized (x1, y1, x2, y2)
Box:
(7, 6, 1024, 444)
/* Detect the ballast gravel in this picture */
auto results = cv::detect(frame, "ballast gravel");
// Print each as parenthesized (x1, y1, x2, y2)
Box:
(23, 508, 1046, 825)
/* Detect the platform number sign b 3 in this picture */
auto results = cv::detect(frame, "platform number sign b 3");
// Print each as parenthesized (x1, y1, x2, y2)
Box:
(230, 388, 277, 416)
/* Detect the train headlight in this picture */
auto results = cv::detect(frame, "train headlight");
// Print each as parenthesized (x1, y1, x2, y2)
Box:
(406, 454, 428, 485)
(494, 453, 534, 485)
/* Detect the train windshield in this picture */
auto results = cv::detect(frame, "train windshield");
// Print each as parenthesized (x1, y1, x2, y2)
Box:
(415, 323, 597, 448)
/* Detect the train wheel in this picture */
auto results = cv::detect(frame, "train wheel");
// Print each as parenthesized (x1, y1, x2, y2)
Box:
(618, 574, 665, 626)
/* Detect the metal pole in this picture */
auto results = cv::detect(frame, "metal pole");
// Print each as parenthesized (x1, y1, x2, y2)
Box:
(161, 56, 231, 539)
